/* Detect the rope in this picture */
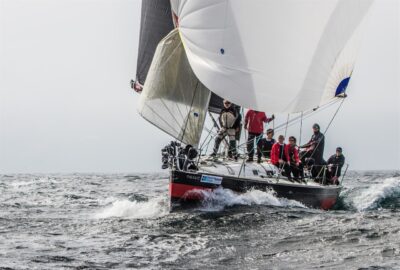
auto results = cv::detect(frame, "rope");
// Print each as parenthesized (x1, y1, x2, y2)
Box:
(208, 112, 230, 151)
(198, 125, 214, 153)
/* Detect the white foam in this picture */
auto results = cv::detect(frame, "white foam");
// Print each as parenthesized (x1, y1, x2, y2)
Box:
(95, 197, 168, 219)
(10, 177, 56, 188)
(97, 196, 119, 206)
(193, 188, 305, 211)
(352, 177, 400, 211)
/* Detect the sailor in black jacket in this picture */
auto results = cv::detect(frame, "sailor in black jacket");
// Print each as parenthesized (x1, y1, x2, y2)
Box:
(299, 123, 325, 166)
(327, 147, 346, 181)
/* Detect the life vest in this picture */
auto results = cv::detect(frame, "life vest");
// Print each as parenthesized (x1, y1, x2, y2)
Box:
(220, 111, 237, 129)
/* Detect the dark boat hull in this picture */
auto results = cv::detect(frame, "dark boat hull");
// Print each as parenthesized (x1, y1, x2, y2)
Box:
(170, 170, 342, 210)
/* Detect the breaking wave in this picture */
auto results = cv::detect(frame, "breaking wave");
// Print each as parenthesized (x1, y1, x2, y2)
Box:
(193, 188, 306, 211)
(348, 177, 400, 211)
(94, 176, 400, 217)
(95, 197, 168, 219)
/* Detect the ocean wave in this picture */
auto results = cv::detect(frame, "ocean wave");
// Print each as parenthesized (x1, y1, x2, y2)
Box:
(9, 177, 58, 188)
(351, 177, 400, 211)
(95, 197, 168, 219)
(192, 188, 306, 211)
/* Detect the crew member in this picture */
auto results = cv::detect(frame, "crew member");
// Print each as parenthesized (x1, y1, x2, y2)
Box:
(299, 123, 325, 166)
(259, 128, 276, 160)
(211, 100, 240, 159)
(244, 109, 274, 162)
(232, 103, 242, 149)
(285, 136, 304, 181)
(326, 147, 346, 185)
(271, 135, 292, 180)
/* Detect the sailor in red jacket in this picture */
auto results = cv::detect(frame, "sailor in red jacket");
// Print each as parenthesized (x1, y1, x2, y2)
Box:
(245, 109, 274, 162)
(285, 136, 304, 181)
(270, 135, 292, 180)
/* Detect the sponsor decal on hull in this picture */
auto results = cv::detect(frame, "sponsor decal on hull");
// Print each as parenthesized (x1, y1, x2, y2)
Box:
(200, 175, 223, 185)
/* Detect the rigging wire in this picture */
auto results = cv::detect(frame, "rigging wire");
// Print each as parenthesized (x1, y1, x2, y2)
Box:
(198, 98, 345, 163)
(272, 99, 341, 132)
(323, 98, 346, 135)
(234, 98, 341, 151)
(299, 111, 304, 146)
(198, 125, 214, 153)
(272, 116, 275, 130)
(284, 114, 290, 138)
(306, 98, 346, 162)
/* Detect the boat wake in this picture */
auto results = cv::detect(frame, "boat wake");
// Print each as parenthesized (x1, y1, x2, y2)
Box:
(95, 197, 168, 219)
(339, 177, 400, 211)
(193, 188, 306, 211)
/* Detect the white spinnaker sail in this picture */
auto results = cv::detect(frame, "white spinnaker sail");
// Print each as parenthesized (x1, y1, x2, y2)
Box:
(171, 0, 373, 113)
(138, 29, 211, 146)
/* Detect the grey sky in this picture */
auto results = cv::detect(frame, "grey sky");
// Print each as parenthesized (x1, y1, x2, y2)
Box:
(0, 0, 399, 173)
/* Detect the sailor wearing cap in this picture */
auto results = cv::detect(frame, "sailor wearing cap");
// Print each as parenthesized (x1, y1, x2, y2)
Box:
(326, 147, 346, 184)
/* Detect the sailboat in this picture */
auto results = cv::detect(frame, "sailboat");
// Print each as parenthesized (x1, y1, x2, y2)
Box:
(132, 0, 374, 210)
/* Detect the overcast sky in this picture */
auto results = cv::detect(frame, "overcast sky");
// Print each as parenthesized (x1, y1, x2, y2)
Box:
(0, 0, 399, 173)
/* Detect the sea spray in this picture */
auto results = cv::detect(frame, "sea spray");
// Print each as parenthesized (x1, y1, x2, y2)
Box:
(352, 177, 400, 211)
(95, 197, 168, 219)
(191, 187, 306, 211)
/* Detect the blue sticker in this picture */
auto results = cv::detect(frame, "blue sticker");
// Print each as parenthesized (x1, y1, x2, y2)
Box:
(201, 175, 222, 185)
(220, 48, 225, 54)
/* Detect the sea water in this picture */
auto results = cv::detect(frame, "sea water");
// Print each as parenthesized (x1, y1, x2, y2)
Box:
(0, 171, 399, 269)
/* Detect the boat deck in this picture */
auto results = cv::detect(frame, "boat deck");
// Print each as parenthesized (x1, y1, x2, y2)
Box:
(198, 156, 329, 188)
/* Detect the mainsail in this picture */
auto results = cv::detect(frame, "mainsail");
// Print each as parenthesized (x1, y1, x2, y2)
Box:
(135, 0, 175, 88)
(138, 29, 211, 146)
(171, 0, 374, 113)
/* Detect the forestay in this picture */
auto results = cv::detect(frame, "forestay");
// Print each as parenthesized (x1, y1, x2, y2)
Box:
(171, 0, 373, 113)
(138, 29, 211, 146)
